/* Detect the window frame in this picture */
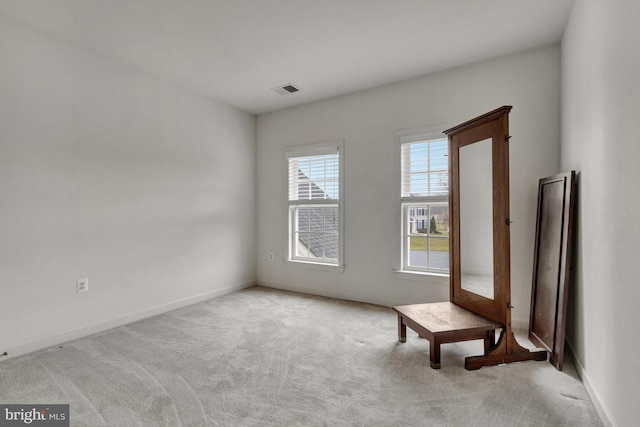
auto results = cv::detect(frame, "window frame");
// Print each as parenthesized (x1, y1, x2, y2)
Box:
(397, 132, 450, 277)
(284, 140, 345, 271)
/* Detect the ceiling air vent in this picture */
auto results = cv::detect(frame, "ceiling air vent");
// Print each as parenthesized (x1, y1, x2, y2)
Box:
(271, 84, 300, 96)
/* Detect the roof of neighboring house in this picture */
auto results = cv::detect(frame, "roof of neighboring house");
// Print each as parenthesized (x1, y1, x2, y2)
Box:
(296, 169, 339, 260)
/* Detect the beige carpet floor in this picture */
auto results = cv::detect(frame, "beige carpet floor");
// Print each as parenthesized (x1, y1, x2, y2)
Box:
(0, 286, 602, 426)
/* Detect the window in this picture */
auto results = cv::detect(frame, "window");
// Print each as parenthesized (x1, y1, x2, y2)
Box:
(286, 141, 344, 267)
(400, 137, 449, 273)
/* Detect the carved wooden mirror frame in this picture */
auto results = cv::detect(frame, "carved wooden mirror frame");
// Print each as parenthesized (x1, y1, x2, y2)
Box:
(445, 106, 547, 369)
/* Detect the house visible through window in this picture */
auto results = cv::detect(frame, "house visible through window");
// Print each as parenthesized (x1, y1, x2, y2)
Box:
(400, 137, 449, 273)
(286, 142, 343, 267)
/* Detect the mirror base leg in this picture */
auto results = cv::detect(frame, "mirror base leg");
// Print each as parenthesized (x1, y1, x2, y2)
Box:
(464, 329, 548, 370)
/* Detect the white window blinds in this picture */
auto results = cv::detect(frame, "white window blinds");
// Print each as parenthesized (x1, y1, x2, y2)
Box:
(288, 151, 339, 202)
(400, 138, 448, 199)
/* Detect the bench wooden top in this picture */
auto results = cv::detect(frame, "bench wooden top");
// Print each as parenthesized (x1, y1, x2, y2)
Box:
(393, 302, 500, 334)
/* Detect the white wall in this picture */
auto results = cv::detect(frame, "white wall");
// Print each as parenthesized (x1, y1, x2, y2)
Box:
(561, 1, 640, 425)
(0, 16, 256, 358)
(256, 45, 562, 327)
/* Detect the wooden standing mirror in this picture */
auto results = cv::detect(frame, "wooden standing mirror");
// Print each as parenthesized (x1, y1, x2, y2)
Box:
(446, 107, 511, 324)
(445, 106, 547, 369)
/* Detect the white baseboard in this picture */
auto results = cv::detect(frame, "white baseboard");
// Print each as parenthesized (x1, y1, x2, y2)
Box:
(2, 281, 255, 361)
(256, 281, 409, 308)
(565, 340, 613, 427)
(257, 281, 534, 329)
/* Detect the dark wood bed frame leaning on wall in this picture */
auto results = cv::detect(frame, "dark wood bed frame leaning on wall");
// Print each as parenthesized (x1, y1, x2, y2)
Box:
(529, 171, 577, 371)
(393, 106, 548, 370)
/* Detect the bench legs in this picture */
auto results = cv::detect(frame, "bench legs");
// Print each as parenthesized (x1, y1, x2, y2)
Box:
(398, 315, 441, 368)
(398, 315, 406, 343)
(429, 339, 441, 369)
(396, 313, 496, 370)
(484, 330, 496, 354)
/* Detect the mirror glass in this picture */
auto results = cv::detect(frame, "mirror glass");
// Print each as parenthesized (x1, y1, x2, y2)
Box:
(459, 138, 494, 299)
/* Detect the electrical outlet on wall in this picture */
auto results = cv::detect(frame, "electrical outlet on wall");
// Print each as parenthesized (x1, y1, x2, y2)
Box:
(268, 253, 274, 261)
(76, 278, 89, 293)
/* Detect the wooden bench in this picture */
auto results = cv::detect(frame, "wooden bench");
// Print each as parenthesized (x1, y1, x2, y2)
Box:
(393, 302, 500, 369)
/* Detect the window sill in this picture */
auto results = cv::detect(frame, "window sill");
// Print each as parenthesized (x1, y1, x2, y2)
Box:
(393, 269, 449, 285)
(285, 259, 345, 273)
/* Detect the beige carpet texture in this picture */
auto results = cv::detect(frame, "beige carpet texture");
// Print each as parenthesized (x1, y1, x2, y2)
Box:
(0, 286, 602, 426)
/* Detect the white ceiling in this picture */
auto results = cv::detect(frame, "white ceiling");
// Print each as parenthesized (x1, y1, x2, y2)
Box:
(0, 0, 575, 115)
